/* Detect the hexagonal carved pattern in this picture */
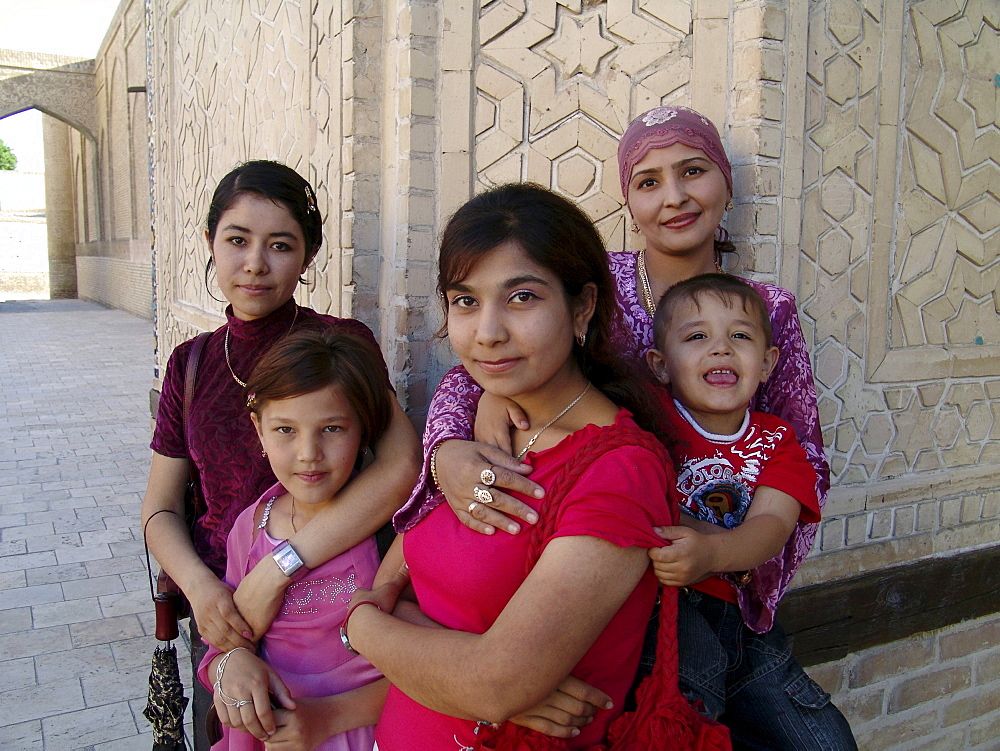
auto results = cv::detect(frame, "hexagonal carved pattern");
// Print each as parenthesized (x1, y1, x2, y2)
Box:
(800, 0, 999, 488)
(473, 1, 693, 248)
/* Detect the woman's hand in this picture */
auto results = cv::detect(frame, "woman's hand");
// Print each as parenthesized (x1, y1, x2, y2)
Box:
(508, 675, 613, 738)
(436, 439, 543, 536)
(213, 648, 295, 742)
(266, 697, 335, 750)
(349, 560, 411, 617)
(233, 555, 291, 641)
(189, 576, 255, 653)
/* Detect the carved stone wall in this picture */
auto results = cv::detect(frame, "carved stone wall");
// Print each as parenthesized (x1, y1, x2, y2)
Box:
(147, 0, 358, 385)
(794, 0, 999, 587)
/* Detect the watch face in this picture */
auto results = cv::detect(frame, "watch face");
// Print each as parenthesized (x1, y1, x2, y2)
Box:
(274, 544, 302, 575)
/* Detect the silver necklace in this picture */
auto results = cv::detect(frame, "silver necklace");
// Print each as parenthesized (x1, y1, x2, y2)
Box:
(515, 383, 591, 461)
(224, 305, 299, 388)
(257, 495, 298, 533)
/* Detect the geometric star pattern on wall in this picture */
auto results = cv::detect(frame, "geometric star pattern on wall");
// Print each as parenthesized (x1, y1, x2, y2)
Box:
(475, 0, 692, 250)
(801, 0, 1000, 485)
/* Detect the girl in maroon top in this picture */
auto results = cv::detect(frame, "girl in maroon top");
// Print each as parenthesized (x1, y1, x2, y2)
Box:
(140, 162, 420, 742)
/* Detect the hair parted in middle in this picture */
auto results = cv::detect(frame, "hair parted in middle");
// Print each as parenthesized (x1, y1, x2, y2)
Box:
(244, 327, 392, 453)
(653, 273, 773, 350)
(204, 159, 325, 290)
(437, 181, 666, 442)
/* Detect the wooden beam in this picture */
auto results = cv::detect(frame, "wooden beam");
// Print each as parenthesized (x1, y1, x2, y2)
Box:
(779, 545, 1000, 667)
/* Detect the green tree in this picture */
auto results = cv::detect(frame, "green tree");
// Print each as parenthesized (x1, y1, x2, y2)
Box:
(0, 138, 17, 170)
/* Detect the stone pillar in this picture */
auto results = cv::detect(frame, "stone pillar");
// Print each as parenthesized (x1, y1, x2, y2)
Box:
(42, 114, 77, 298)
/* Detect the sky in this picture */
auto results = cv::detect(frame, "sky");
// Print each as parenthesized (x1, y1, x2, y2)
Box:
(0, 0, 122, 173)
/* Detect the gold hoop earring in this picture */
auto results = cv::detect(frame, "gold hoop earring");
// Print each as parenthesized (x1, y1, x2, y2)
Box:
(576, 331, 587, 347)
(630, 221, 640, 234)
(726, 200, 734, 211)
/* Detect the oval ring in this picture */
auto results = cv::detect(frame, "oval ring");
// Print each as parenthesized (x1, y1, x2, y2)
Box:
(474, 486, 495, 505)
(467, 501, 479, 514)
(480, 467, 497, 487)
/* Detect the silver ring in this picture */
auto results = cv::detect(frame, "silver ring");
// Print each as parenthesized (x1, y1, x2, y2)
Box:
(467, 501, 479, 514)
(480, 467, 496, 486)
(234, 699, 251, 708)
(474, 486, 495, 504)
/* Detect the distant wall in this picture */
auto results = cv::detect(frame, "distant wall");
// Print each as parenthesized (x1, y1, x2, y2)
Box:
(0, 170, 45, 212)
(68, 0, 151, 318)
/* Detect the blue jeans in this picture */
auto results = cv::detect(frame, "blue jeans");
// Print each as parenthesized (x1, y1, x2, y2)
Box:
(677, 588, 857, 751)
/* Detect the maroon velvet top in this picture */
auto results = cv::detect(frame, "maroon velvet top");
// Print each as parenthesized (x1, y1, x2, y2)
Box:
(150, 299, 388, 577)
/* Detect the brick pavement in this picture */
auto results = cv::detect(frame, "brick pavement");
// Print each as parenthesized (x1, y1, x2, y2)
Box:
(0, 300, 193, 750)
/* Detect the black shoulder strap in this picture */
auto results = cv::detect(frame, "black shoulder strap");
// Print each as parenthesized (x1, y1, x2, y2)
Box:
(182, 331, 212, 510)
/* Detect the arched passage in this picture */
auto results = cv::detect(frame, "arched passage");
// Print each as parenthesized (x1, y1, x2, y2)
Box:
(0, 50, 98, 298)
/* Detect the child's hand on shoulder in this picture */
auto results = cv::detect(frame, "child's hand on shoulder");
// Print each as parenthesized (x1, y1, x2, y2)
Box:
(474, 392, 529, 453)
(648, 526, 718, 587)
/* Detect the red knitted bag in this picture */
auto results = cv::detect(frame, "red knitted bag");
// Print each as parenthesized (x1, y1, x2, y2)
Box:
(473, 419, 731, 751)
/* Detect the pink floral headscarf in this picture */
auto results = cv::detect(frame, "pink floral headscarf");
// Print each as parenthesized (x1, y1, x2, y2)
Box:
(617, 106, 733, 210)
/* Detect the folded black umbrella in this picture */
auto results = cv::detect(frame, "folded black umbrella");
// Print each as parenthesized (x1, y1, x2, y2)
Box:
(143, 642, 190, 750)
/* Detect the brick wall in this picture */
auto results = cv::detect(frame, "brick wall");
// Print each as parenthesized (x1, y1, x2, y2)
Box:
(76, 256, 151, 320)
(809, 612, 1000, 749)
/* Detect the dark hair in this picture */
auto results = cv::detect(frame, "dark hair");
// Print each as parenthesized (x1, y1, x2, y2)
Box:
(653, 273, 773, 349)
(204, 160, 324, 289)
(437, 182, 666, 442)
(245, 328, 392, 454)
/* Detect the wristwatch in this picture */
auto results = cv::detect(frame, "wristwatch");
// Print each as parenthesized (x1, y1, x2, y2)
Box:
(271, 541, 306, 577)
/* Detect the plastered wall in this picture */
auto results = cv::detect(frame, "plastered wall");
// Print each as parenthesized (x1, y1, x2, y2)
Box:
(140, 3, 998, 741)
(143, 0, 999, 557)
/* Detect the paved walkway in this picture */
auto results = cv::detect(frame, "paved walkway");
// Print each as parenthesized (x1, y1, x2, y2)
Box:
(0, 300, 192, 749)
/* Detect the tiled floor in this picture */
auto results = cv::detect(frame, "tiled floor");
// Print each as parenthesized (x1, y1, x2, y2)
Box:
(0, 300, 193, 750)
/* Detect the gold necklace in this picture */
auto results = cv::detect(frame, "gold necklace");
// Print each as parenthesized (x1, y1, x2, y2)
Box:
(290, 496, 297, 534)
(635, 250, 725, 317)
(636, 250, 657, 317)
(515, 383, 591, 461)
(224, 305, 299, 388)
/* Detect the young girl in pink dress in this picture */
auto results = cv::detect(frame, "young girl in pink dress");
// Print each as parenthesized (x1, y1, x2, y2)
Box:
(197, 328, 394, 750)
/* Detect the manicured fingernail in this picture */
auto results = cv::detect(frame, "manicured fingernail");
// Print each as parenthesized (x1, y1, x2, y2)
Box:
(605, 700, 614, 709)
(242, 631, 252, 639)
(571, 728, 581, 736)
(484, 526, 495, 535)
(532, 488, 544, 499)
(526, 512, 538, 524)
(507, 524, 520, 534)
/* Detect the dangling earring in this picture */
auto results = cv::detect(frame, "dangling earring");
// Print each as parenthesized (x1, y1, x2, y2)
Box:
(630, 221, 640, 234)
(576, 331, 587, 347)
(726, 200, 734, 211)
(261, 448, 267, 458)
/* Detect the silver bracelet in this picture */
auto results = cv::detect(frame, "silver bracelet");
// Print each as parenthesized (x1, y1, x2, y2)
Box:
(214, 646, 251, 708)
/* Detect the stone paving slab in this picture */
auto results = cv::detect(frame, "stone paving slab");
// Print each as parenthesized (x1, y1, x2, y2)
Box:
(0, 300, 191, 749)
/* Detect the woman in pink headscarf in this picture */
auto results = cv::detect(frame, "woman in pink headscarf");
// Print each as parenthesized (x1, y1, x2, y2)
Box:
(395, 107, 854, 748)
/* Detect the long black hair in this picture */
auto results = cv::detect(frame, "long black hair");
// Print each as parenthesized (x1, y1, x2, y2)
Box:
(437, 183, 666, 443)
(204, 160, 324, 289)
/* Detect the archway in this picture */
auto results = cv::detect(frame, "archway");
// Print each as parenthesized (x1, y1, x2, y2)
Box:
(0, 49, 98, 299)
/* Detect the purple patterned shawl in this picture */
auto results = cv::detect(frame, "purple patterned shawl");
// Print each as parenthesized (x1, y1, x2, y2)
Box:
(394, 251, 829, 633)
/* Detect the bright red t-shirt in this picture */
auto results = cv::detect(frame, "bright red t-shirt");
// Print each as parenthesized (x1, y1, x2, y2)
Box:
(375, 411, 673, 750)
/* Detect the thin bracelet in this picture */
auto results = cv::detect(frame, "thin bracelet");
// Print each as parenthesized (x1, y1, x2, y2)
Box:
(429, 443, 443, 492)
(340, 600, 382, 655)
(214, 646, 251, 707)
